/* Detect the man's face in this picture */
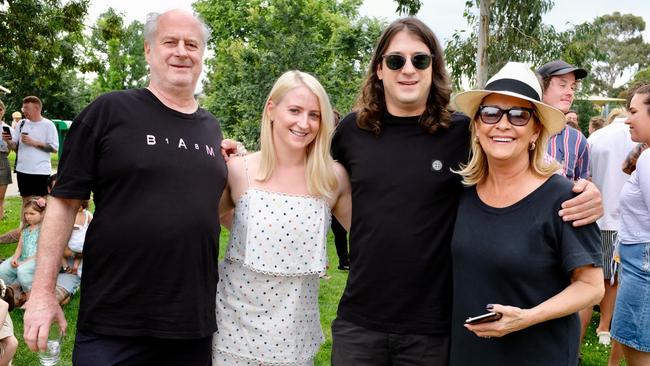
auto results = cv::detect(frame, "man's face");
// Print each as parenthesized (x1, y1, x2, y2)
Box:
(542, 73, 577, 113)
(145, 11, 205, 93)
(565, 112, 578, 124)
(21, 102, 39, 120)
(376, 30, 432, 116)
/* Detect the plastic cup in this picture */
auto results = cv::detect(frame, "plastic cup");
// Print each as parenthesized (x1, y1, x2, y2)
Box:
(38, 322, 62, 366)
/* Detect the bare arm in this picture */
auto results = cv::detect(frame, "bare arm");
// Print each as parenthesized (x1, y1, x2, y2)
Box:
(21, 135, 57, 153)
(558, 179, 603, 227)
(331, 162, 351, 231)
(23, 197, 81, 352)
(466, 265, 604, 338)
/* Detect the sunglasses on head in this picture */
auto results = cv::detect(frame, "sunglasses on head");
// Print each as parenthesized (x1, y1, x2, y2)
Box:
(477, 105, 536, 126)
(382, 52, 434, 70)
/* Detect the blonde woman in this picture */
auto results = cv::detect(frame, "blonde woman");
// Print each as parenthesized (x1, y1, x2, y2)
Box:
(212, 70, 351, 365)
(449, 62, 604, 365)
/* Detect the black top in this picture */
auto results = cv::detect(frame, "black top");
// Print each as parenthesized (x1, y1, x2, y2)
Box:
(331, 111, 471, 334)
(52, 89, 227, 338)
(449, 174, 602, 365)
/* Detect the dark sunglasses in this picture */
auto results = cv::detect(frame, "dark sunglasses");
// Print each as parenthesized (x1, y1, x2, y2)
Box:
(382, 53, 434, 70)
(477, 105, 536, 126)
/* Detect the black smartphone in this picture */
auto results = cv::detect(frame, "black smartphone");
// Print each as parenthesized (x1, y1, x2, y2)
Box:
(1, 126, 10, 134)
(465, 312, 502, 325)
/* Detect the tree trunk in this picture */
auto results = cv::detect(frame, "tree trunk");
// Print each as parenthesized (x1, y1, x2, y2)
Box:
(476, 0, 490, 88)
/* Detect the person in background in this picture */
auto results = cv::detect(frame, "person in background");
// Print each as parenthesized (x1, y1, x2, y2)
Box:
(0, 279, 17, 366)
(537, 60, 591, 181)
(0, 198, 47, 300)
(566, 110, 580, 130)
(589, 116, 605, 135)
(10, 112, 21, 130)
(6, 96, 58, 203)
(587, 110, 634, 365)
(450, 62, 603, 366)
(0, 101, 15, 219)
(610, 83, 650, 366)
(606, 108, 628, 126)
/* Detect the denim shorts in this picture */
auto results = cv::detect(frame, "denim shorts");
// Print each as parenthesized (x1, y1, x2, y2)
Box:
(611, 242, 650, 352)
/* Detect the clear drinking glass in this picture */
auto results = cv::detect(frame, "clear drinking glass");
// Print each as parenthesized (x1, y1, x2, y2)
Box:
(38, 322, 62, 366)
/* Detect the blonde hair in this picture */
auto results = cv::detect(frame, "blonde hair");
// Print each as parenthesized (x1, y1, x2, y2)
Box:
(257, 70, 338, 198)
(456, 99, 560, 186)
(605, 107, 627, 126)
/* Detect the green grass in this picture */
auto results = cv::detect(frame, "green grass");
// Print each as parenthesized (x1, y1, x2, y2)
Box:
(0, 196, 618, 365)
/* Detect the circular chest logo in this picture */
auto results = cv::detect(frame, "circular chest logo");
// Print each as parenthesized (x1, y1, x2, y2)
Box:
(431, 160, 443, 171)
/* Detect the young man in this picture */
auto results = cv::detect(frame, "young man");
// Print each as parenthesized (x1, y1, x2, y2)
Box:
(5, 96, 58, 202)
(23, 10, 227, 365)
(330, 18, 603, 365)
(537, 60, 591, 180)
(565, 110, 580, 130)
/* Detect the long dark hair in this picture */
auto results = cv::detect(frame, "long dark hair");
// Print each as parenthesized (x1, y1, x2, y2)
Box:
(354, 17, 452, 135)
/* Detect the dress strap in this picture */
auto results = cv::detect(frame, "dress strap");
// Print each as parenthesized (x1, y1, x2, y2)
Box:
(243, 156, 251, 188)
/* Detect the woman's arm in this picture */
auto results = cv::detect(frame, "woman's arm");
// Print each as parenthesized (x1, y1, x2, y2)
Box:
(331, 162, 351, 231)
(466, 265, 604, 338)
(11, 232, 24, 267)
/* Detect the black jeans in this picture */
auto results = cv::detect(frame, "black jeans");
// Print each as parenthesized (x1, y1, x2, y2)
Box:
(331, 317, 450, 366)
(72, 330, 212, 366)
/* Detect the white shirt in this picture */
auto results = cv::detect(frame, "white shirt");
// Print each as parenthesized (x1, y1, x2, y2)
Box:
(12, 118, 58, 175)
(619, 149, 650, 243)
(587, 118, 636, 231)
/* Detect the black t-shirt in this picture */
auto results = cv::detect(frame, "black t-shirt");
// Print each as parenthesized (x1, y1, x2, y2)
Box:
(332, 111, 471, 334)
(449, 174, 602, 365)
(52, 89, 227, 338)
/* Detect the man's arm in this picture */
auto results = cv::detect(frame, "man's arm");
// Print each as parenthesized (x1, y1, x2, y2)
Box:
(20, 135, 57, 153)
(23, 197, 81, 352)
(559, 179, 603, 227)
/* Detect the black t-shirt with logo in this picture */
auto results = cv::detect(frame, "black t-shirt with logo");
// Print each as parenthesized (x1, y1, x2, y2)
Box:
(52, 88, 227, 338)
(331, 111, 470, 334)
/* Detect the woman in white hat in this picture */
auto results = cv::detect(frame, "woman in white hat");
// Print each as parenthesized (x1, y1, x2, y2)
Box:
(449, 62, 604, 365)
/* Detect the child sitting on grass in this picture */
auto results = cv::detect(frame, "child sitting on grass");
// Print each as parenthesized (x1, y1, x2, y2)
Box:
(0, 197, 46, 301)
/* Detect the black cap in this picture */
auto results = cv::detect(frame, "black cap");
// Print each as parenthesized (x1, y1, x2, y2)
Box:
(537, 60, 587, 80)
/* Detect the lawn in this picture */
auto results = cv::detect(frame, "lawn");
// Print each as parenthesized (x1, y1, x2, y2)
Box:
(0, 196, 618, 365)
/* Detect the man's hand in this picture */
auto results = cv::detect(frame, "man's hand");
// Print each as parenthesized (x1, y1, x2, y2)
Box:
(23, 292, 67, 352)
(558, 179, 603, 226)
(220, 139, 246, 162)
(2, 132, 11, 141)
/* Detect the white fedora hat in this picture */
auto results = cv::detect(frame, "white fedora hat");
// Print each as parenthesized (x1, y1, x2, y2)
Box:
(454, 62, 566, 135)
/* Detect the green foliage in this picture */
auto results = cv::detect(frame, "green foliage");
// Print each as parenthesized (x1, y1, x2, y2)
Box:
(445, 0, 601, 91)
(84, 8, 148, 97)
(0, 0, 91, 118)
(588, 12, 650, 97)
(393, 0, 421, 15)
(195, 0, 383, 149)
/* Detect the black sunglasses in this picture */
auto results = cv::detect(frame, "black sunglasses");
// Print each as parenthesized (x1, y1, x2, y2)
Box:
(382, 53, 434, 70)
(477, 105, 536, 126)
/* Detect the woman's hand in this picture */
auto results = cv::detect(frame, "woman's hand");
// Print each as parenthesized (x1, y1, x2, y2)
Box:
(464, 304, 532, 338)
(10, 258, 18, 268)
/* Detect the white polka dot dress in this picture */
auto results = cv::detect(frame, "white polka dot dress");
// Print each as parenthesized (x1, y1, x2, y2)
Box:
(212, 188, 330, 366)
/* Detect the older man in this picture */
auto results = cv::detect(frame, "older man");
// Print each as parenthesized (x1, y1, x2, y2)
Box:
(24, 9, 227, 365)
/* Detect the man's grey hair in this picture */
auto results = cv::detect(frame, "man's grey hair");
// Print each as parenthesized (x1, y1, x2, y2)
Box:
(144, 11, 211, 48)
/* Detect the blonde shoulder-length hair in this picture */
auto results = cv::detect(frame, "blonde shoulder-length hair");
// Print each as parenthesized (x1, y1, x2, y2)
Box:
(456, 106, 560, 186)
(257, 70, 338, 198)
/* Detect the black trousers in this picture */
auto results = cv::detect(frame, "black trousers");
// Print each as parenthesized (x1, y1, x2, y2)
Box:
(331, 317, 450, 366)
(331, 216, 349, 267)
(72, 330, 212, 366)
